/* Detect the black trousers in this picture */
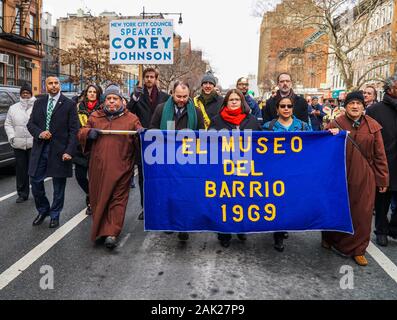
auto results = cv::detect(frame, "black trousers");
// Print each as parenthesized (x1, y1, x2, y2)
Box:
(75, 163, 89, 195)
(375, 190, 397, 236)
(14, 148, 31, 199)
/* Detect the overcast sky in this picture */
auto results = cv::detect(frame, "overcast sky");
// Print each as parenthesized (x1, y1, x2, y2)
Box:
(43, 0, 264, 90)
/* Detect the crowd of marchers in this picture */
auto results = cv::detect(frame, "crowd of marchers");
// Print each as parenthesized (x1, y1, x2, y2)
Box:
(4, 68, 397, 267)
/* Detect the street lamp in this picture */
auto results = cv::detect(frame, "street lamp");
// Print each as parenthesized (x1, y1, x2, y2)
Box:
(140, 7, 183, 25)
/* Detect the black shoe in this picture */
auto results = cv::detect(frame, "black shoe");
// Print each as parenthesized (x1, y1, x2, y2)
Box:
(32, 214, 47, 226)
(86, 205, 92, 215)
(104, 236, 117, 249)
(16, 196, 27, 203)
(273, 233, 285, 252)
(178, 232, 189, 241)
(49, 219, 59, 229)
(220, 240, 230, 248)
(376, 234, 388, 247)
(138, 211, 144, 220)
(237, 234, 247, 241)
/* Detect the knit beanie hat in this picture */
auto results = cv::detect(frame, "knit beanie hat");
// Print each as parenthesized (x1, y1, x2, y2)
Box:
(104, 84, 123, 99)
(344, 91, 364, 106)
(201, 72, 217, 86)
(20, 83, 32, 96)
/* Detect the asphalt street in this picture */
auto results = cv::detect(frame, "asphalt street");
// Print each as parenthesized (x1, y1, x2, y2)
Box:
(0, 166, 397, 300)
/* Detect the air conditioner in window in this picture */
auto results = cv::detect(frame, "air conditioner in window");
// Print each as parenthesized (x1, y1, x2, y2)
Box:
(25, 61, 36, 69)
(0, 54, 10, 64)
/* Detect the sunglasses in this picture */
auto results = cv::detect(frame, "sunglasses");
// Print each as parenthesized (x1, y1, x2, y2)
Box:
(279, 104, 293, 109)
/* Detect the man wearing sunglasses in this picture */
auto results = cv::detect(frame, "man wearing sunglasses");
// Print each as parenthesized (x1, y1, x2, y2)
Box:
(262, 73, 309, 125)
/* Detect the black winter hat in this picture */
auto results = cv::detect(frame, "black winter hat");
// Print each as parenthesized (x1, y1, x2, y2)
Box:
(201, 72, 217, 86)
(344, 91, 364, 106)
(20, 83, 32, 96)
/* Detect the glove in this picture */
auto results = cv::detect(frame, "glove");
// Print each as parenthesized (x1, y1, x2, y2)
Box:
(87, 129, 100, 140)
(133, 86, 143, 100)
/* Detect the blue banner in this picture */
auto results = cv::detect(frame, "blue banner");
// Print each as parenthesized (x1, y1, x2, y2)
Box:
(141, 131, 353, 234)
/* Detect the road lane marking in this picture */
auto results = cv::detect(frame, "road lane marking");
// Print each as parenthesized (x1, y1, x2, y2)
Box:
(367, 241, 397, 284)
(0, 209, 87, 290)
(118, 233, 131, 248)
(0, 178, 52, 203)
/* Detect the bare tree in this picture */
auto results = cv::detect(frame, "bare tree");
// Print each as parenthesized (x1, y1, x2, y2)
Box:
(54, 17, 124, 87)
(254, 0, 395, 90)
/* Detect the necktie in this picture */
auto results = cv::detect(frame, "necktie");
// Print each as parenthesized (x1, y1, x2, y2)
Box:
(176, 108, 182, 119)
(46, 98, 54, 131)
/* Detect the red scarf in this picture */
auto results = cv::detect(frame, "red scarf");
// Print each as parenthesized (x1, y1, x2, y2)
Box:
(87, 100, 98, 112)
(220, 106, 247, 125)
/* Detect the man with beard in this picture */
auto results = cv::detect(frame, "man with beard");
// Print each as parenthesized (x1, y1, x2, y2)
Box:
(262, 73, 309, 123)
(366, 75, 397, 246)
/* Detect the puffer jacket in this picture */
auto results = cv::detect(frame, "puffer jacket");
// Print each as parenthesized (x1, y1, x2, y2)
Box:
(4, 97, 36, 150)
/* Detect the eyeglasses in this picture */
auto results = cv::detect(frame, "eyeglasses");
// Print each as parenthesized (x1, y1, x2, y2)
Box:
(279, 104, 293, 109)
(238, 83, 249, 86)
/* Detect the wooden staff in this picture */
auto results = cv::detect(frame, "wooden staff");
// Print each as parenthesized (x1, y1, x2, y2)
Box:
(99, 130, 138, 135)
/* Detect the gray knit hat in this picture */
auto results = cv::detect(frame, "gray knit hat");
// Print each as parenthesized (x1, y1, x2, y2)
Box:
(104, 84, 123, 99)
(201, 72, 217, 86)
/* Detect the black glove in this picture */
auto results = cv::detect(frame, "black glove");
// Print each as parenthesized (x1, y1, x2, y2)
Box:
(133, 86, 143, 100)
(87, 128, 100, 140)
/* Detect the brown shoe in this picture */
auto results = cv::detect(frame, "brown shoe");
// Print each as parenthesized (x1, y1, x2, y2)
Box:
(353, 255, 368, 266)
(321, 240, 331, 249)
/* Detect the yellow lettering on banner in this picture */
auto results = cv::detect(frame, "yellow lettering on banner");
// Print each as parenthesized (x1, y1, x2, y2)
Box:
(236, 160, 249, 177)
(221, 204, 227, 222)
(222, 136, 235, 152)
(220, 182, 232, 198)
(264, 204, 276, 221)
(182, 138, 194, 155)
(274, 137, 286, 154)
(291, 136, 303, 153)
(251, 161, 263, 176)
(264, 181, 270, 197)
(233, 181, 246, 197)
(205, 181, 217, 198)
(224, 160, 234, 175)
(232, 205, 244, 222)
(196, 138, 208, 155)
(273, 181, 285, 197)
(256, 137, 269, 154)
(239, 136, 251, 153)
(248, 205, 261, 222)
(250, 181, 263, 197)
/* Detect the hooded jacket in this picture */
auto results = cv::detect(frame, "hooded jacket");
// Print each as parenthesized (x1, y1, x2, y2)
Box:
(4, 97, 36, 150)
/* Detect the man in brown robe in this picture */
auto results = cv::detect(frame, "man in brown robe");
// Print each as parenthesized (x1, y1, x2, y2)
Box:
(323, 91, 389, 266)
(78, 84, 142, 249)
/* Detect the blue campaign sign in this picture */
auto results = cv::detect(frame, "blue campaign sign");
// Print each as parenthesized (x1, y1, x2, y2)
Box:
(141, 131, 353, 234)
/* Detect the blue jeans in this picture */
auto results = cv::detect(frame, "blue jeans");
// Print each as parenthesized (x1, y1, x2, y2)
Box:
(30, 143, 67, 220)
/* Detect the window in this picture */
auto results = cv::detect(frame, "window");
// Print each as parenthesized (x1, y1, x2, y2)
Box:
(29, 14, 35, 39)
(0, 91, 14, 114)
(6, 54, 15, 85)
(0, 62, 4, 84)
(17, 57, 32, 86)
(14, 7, 21, 34)
(0, 0, 3, 30)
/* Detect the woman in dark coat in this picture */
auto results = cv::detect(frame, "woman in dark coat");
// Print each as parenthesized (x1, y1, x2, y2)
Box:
(323, 91, 389, 266)
(74, 84, 103, 215)
(210, 89, 262, 248)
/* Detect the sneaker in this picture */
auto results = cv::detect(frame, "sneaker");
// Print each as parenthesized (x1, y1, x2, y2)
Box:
(104, 236, 117, 249)
(353, 255, 368, 266)
(177, 232, 189, 241)
(376, 234, 388, 247)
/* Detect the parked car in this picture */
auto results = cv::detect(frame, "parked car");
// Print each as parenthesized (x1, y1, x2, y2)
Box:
(0, 85, 20, 168)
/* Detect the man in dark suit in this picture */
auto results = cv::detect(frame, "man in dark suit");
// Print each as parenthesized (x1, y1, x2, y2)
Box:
(27, 76, 79, 228)
(127, 68, 169, 220)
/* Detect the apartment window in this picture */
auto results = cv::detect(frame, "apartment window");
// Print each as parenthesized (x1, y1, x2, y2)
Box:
(18, 57, 32, 86)
(14, 7, 21, 34)
(29, 14, 35, 39)
(388, 3, 393, 22)
(0, 62, 4, 84)
(6, 54, 15, 85)
(0, 0, 3, 30)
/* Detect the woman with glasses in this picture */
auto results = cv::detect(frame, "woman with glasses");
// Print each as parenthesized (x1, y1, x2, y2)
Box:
(210, 89, 262, 248)
(263, 96, 311, 252)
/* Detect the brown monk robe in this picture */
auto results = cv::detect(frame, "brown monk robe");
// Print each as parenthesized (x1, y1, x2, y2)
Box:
(78, 87, 142, 245)
(323, 113, 388, 261)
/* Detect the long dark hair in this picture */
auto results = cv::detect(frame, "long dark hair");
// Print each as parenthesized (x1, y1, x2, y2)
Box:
(83, 84, 102, 102)
(222, 89, 250, 114)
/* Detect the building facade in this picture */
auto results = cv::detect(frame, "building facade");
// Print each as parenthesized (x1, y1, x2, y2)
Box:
(0, 0, 43, 94)
(41, 11, 58, 89)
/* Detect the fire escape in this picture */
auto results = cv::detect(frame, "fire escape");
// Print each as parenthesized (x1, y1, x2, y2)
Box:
(0, 0, 42, 55)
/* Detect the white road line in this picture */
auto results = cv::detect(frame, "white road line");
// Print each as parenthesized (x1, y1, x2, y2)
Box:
(0, 209, 88, 290)
(367, 241, 397, 284)
(0, 178, 52, 203)
(118, 233, 131, 248)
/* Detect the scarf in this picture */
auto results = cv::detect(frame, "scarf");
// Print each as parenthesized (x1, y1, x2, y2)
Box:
(160, 97, 197, 130)
(87, 100, 98, 112)
(20, 97, 35, 109)
(104, 105, 125, 120)
(147, 86, 159, 112)
(200, 90, 217, 106)
(220, 106, 247, 125)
